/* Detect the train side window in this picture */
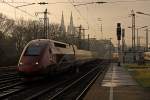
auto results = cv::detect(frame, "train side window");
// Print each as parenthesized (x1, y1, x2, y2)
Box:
(49, 48, 52, 54)
(54, 42, 66, 48)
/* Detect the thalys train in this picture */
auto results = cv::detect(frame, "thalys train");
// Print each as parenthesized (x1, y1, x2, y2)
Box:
(17, 39, 98, 79)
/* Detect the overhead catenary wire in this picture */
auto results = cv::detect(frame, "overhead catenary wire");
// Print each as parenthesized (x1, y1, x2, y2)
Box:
(68, 0, 90, 29)
(0, 1, 30, 3)
(73, 0, 150, 6)
(110, 0, 150, 4)
(68, 0, 104, 40)
(0, 0, 36, 18)
(74, 1, 108, 6)
(75, 1, 102, 35)
(68, 0, 150, 39)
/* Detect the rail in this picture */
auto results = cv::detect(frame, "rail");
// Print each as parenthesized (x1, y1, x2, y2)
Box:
(76, 62, 109, 100)
(0, 59, 109, 100)
(50, 61, 109, 100)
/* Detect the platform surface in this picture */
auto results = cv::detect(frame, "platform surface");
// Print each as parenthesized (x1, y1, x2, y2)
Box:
(83, 64, 150, 100)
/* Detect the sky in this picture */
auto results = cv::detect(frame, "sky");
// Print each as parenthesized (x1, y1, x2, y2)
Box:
(0, 0, 150, 46)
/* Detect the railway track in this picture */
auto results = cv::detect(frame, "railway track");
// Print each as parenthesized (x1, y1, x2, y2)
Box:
(49, 61, 109, 100)
(0, 76, 19, 83)
(0, 74, 20, 82)
(0, 60, 109, 100)
(25, 60, 109, 100)
(0, 73, 17, 78)
(1, 75, 76, 100)
(0, 81, 26, 99)
(0, 78, 21, 88)
(0, 72, 21, 87)
(0, 66, 16, 73)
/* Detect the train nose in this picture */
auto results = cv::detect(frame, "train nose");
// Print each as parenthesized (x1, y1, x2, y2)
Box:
(18, 65, 40, 73)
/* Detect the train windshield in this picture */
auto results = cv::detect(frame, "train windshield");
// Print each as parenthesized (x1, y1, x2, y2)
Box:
(24, 45, 44, 56)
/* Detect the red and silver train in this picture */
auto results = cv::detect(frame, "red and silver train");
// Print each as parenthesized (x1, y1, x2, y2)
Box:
(17, 39, 97, 79)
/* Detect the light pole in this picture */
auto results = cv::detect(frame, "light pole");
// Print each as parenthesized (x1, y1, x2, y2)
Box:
(136, 11, 150, 51)
(97, 18, 103, 40)
(122, 29, 125, 63)
(129, 10, 136, 50)
(128, 26, 147, 50)
(136, 26, 148, 49)
(138, 36, 144, 47)
(109, 38, 112, 63)
(145, 29, 150, 51)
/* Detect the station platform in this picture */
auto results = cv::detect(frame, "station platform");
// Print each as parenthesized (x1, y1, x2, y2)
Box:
(83, 63, 150, 100)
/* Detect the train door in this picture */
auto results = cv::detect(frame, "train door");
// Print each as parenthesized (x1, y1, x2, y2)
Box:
(49, 45, 56, 64)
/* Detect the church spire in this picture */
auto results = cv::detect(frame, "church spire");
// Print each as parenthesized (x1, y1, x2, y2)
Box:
(67, 12, 75, 35)
(59, 11, 66, 35)
(61, 11, 64, 27)
(70, 12, 73, 27)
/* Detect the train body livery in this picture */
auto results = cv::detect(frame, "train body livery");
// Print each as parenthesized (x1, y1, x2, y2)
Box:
(17, 39, 97, 78)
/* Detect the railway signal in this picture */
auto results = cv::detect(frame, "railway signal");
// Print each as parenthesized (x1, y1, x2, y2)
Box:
(117, 23, 121, 41)
(116, 23, 122, 66)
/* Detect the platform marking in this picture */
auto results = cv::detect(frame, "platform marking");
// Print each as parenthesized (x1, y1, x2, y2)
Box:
(101, 64, 137, 87)
(109, 64, 113, 100)
(101, 63, 137, 100)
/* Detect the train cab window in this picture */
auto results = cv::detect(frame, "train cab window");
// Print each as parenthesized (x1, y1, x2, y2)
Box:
(54, 42, 66, 48)
(24, 45, 43, 56)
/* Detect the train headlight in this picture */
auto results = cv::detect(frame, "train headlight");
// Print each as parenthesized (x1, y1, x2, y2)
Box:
(19, 62, 23, 65)
(35, 62, 39, 65)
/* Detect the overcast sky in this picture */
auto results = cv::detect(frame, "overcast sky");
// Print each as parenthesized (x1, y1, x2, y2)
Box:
(0, 0, 150, 46)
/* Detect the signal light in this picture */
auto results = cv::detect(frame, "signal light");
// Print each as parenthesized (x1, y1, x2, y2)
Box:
(116, 23, 121, 40)
(19, 62, 23, 65)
